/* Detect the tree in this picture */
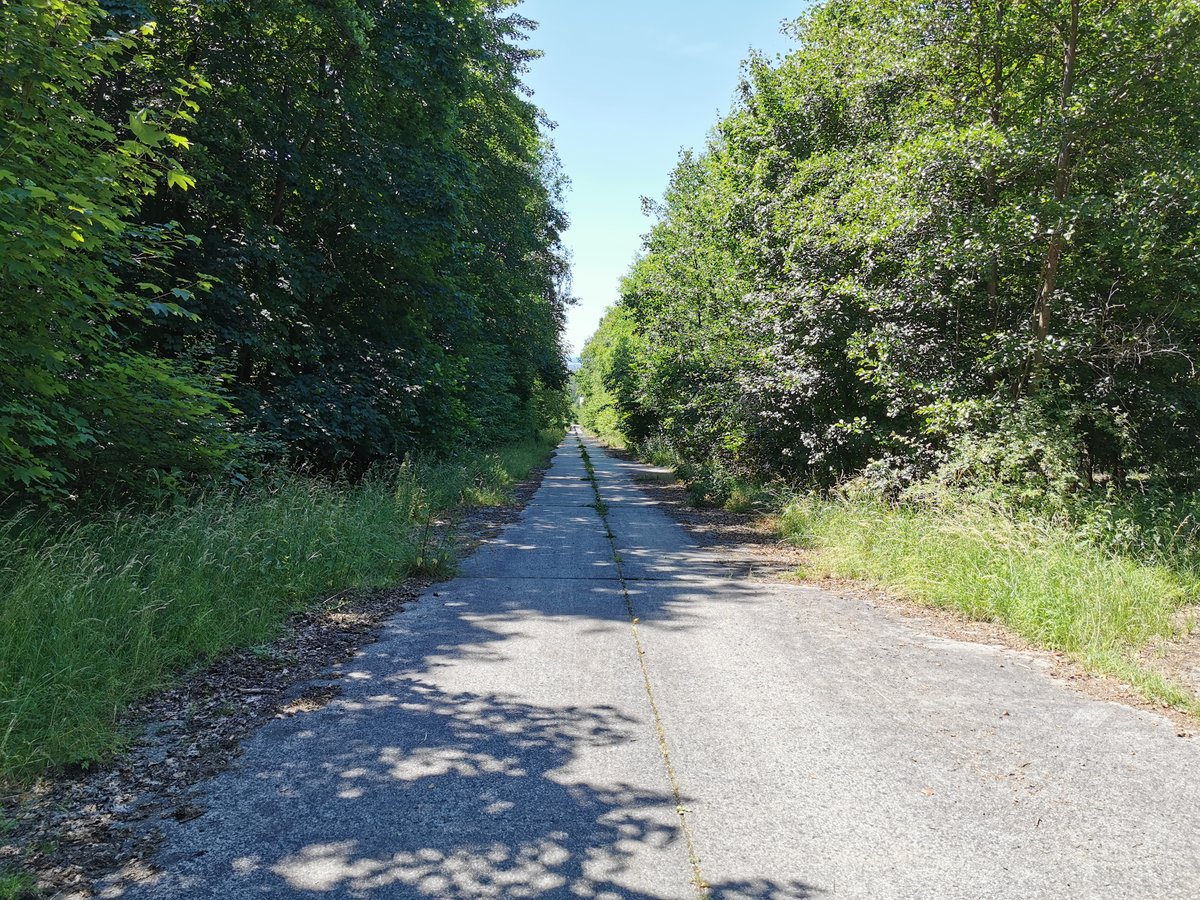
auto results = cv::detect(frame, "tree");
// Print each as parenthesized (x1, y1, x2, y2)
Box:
(586, 0, 1200, 494)
(127, 0, 569, 470)
(0, 0, 229, 501)
(1, 0, 570, 502)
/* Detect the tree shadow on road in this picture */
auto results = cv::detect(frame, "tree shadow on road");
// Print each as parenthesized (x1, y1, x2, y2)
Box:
(99, 441, 821, 898)
(106, 673, 816, 898)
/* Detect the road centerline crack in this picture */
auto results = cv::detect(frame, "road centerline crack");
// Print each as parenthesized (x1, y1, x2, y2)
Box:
(576, 435, 710, 898)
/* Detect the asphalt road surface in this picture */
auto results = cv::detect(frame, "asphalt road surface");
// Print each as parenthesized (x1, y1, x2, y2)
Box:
(100, 433, 1200, 898)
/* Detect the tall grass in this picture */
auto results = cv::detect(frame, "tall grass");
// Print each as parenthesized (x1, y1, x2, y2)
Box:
(636, 433, 679, 469)
(0, 431, 561, 782)
(780, 496, 1200, 711)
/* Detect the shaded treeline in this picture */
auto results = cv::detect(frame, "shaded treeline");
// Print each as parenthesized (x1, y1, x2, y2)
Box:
(1, 0, 570, 503)
(581, 0, 1200, 505)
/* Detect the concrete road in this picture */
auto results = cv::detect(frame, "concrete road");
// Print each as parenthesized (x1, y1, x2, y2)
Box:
(101, 434, 1200, 898)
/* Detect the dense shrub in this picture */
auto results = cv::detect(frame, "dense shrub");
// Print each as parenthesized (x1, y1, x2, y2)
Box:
(580, 0, 1200, 497)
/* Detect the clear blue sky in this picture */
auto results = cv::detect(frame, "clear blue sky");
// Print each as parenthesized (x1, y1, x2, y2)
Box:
(517, 1, 807, 356)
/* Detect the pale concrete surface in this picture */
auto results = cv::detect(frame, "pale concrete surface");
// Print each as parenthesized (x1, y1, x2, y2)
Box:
(98, 434, 1200, 899)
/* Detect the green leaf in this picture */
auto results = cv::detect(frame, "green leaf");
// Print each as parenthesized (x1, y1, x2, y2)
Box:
(128, 111, 166, 147)
(166, 170, 196, 191)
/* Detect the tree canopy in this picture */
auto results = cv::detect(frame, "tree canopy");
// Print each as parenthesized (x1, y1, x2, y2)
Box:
(581, 0, 1200, 500)
(1, 0, 570, 503)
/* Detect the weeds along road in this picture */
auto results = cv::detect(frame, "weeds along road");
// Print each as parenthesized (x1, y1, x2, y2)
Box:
(100, 434, 1200, 899)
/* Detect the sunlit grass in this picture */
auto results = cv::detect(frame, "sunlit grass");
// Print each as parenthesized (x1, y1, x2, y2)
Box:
(780, 495, 1200, 712)
(0, 430, 561, 783)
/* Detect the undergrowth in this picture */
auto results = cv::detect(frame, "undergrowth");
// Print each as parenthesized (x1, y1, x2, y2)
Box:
(0, 430, 561, 783)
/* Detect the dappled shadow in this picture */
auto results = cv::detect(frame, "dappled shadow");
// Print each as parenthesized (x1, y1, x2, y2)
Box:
(107, 675, 821, 897)
(105, 678, 692, 897)
(585, 443, 797, 584)
(100, 438, 822, 898)
(708, 880, 823, 899)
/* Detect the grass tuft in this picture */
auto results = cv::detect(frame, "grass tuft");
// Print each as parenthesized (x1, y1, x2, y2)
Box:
(0, 869, 35, 900)
(0, 430, 561, 783)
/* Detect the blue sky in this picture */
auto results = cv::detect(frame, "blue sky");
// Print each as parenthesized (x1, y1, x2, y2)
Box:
(516, 1, 807, 356)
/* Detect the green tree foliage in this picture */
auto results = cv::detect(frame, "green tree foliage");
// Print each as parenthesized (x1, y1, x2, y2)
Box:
(0, 1, 231, 501)
(585, 0, 1200, 497)
(576, 305, 646, 442)
(1, 0, 569, 502)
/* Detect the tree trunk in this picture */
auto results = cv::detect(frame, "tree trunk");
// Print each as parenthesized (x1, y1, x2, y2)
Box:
(984, 0, 1005, 310)
(268, 85, 292, 228)
(1029, 0, 1080, 380)
(236, 345, 254, 385)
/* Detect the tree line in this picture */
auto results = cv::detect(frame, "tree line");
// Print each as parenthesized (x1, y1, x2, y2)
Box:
(1, 0, 569, 504)
(580, 0, 1200, 504)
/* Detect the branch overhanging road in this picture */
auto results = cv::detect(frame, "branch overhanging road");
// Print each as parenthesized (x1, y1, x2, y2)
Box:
(101, 433, 1200, 899)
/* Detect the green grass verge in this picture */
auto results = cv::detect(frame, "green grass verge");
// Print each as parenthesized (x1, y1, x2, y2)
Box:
(0, 870, 34, 900)
(780, 496, 1200, 712)
(0, 430, 562, 783)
